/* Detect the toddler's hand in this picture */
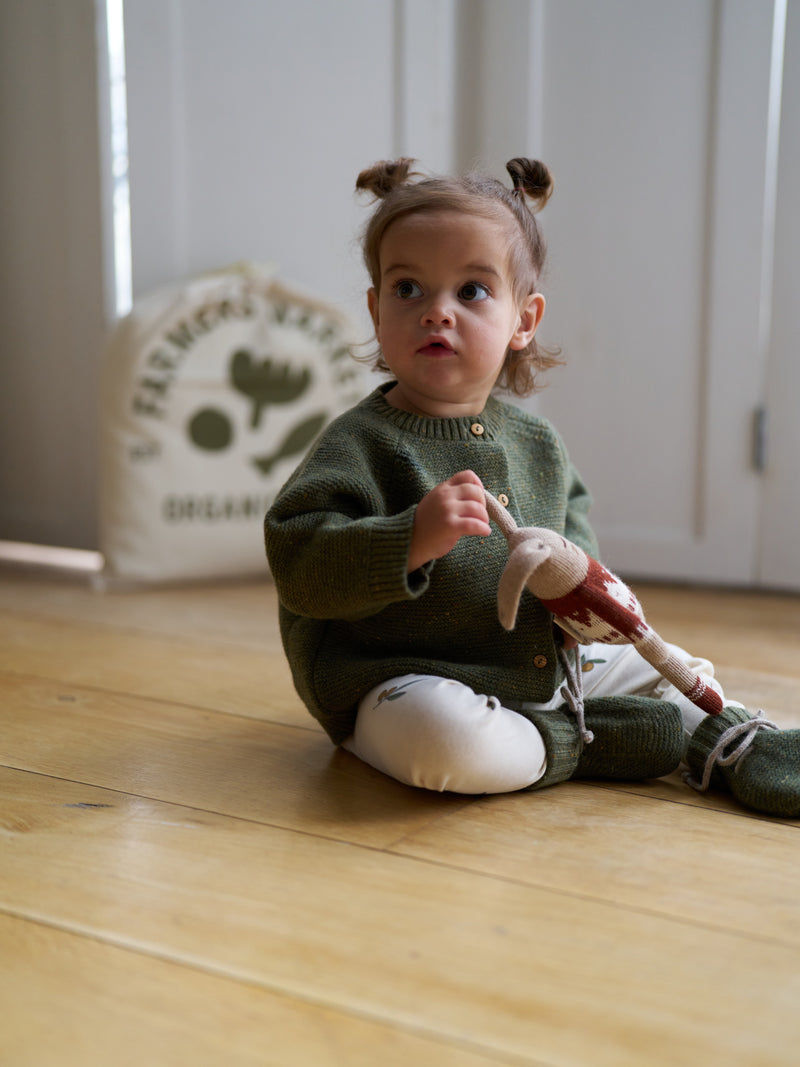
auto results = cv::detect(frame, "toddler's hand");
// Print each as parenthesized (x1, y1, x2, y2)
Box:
(408, 471, 491, 572)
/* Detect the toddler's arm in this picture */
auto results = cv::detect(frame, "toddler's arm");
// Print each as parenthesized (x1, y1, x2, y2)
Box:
(564, 461, 598, 558)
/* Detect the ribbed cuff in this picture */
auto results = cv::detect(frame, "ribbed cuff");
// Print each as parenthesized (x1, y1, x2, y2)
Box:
(366, 507, 430, 602)
(515, 705, 581, 790)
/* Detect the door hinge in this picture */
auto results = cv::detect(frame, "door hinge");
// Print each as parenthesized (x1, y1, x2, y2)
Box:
(752, 405, 768, 473)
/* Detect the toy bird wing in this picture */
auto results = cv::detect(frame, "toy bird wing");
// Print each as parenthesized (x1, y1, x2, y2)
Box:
(484, 489, 555, 629)
(497, 539, 553, 630)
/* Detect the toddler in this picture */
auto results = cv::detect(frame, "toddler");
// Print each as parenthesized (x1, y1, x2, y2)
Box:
(265, 157, 800, 818)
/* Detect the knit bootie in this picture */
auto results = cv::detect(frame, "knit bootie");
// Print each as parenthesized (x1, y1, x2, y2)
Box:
(685, 707, 800, 818)
(523, 697, 685, 791)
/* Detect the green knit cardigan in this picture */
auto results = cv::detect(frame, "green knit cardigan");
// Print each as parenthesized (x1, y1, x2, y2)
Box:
(264, 384, 598, 745)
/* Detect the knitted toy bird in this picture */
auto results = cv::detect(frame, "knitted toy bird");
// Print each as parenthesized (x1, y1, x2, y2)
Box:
(484, 490, 723, 716)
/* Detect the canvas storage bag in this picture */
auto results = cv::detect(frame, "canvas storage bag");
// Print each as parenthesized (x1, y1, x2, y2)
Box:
(97, 263, 363, 586)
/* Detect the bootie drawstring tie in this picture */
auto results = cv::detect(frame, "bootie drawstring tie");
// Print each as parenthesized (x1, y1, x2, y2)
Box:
(684, 709, 780, 794)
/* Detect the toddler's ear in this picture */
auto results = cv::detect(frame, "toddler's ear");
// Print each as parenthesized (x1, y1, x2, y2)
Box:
(510, 292, 545, 351)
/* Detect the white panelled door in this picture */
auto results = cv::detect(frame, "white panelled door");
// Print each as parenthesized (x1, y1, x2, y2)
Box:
(507, 0, 798, 590)
(758, 0, 800, 590)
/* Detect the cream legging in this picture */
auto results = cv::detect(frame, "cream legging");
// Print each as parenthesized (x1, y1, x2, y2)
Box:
(342, 642, 738, 794)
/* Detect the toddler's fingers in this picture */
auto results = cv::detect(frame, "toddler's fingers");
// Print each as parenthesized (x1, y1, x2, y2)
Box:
(447, 471, 488, 512)
(455, 476, 490, 523)
(449, 469, 484, 490)
(456, 497, 491, 528)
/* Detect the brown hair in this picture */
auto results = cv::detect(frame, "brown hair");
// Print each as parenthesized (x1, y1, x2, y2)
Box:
(354, 157, 562, 396)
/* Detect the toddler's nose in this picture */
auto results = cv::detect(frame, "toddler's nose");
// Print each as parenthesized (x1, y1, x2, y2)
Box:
(421, 297, 454, 326)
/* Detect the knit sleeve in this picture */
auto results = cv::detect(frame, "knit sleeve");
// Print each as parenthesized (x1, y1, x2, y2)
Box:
(264, 419, 431, 621)
(563, 461, 599, 559)
(522, 411, 600, 560)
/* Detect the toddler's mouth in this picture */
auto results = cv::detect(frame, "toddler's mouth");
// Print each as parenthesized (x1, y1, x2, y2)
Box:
(418, 337, 454, 356)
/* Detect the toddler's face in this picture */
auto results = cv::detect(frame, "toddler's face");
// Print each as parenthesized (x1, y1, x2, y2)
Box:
(368, 210, 543, 417)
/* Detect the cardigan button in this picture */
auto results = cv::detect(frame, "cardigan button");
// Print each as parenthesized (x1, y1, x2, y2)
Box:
(497, 493, 509, 507)
(470, 422, 485, 436)
(533, 655, 548, 669)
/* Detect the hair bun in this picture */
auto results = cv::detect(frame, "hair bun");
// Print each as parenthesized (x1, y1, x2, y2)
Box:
(355, 158, 419, 199)
(505, 158, 553, 210)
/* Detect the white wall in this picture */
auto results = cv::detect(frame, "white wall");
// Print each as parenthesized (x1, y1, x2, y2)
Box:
(0, 0, 106, 549)
(2, 0, 797, 588)
(125, 0, 392, 324)
(123, 0, 466, 333)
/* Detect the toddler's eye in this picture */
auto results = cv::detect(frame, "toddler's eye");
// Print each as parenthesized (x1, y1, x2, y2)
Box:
(460, 282, 489, 302)
(394, 279, 422, 299)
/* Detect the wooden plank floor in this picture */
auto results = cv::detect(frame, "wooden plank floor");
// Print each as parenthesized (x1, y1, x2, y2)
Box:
(2, 565, 800, 1066)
